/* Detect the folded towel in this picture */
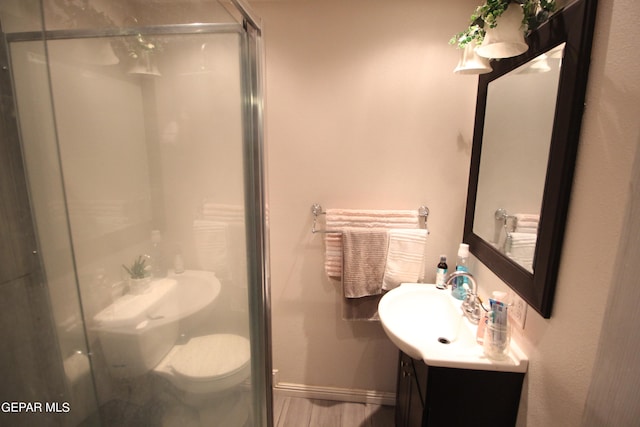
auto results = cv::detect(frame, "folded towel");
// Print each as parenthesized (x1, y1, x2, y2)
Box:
(193, 220, 230, 279)
(382, 229, 428, 291)
(324, 209, 420, 279)
(515, 213, 540, 222)
(197, 204, 248, 285)
(342, 228, 389, 298)
(515, 213, 539, 234)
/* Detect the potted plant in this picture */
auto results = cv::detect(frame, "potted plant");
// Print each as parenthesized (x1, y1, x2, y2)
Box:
(122, 255, 152, 294)
(450, 0, 556, 52)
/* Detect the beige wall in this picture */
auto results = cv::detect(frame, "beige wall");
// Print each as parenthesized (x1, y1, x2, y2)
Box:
(475, 0, 640, 425)
(254, 0, 640, 425)
(253, 0, 479, 394)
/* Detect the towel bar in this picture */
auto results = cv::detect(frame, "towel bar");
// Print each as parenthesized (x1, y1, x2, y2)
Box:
(311, 203, 429, 234)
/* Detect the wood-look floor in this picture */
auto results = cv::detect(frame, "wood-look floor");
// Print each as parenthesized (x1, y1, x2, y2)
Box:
(273, 394, 395, 427)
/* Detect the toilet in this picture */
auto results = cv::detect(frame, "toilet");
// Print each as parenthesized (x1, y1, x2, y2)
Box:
(154, 333, 251, 405)
(92, 270, 251, 425)
(153, 333, 251, 426)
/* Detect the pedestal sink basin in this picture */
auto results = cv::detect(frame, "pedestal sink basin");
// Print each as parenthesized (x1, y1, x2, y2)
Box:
(378, 283, 528, 373)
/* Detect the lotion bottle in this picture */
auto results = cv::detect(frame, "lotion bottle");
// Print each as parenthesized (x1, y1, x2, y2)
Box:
(435, 255, 448, 289)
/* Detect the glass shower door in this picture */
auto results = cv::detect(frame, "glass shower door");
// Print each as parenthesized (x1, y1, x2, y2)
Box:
(3, 1, 269, 426)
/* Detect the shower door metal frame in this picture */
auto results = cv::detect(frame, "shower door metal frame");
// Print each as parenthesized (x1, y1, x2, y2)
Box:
(238, 12, 273, 427)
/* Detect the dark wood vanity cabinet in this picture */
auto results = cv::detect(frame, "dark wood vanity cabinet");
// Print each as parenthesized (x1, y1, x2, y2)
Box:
(395, 351, 525, 427)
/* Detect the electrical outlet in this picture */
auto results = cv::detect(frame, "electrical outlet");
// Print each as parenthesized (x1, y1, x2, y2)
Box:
(509, 292, 528, 329)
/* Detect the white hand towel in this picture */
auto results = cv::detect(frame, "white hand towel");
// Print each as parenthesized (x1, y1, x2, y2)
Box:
(382, 229, 429, 291)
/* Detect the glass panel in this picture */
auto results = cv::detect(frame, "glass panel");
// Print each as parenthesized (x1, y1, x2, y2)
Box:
(10, 40, 101, 427)
(11, 26, 260, 427)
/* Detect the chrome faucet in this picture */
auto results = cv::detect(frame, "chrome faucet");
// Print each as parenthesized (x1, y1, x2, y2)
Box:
(444, 271, 482, 324)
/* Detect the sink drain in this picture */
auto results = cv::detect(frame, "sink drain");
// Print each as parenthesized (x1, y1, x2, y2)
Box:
(438, 337, 451, 345)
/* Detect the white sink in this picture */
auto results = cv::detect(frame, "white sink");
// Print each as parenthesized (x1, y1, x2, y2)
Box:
(378, 283, 528, 373)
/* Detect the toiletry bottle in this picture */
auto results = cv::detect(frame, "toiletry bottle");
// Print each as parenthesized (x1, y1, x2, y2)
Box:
(150, 230, 168, 279)
(451, 243, 470, 300)
(435, 255, 448, 289)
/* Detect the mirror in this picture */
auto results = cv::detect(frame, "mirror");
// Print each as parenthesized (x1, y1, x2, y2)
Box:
(464, 0, 598, 318)
(474, 43, 565, 273)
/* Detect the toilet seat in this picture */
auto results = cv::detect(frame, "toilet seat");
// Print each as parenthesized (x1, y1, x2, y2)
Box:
(155, 334, 251, 396)
(171, 334, 250, 381)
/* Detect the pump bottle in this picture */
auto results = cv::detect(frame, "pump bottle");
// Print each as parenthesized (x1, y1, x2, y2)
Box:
(451, 243, 469, 300)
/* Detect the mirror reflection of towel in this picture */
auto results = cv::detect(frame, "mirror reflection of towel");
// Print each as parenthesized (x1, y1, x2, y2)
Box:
(514, 213, 539, 234)
(193, 220, 230, 280)
(507, 232, 537, 270)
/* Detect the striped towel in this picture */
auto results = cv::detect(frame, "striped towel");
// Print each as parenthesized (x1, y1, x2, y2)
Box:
(507, 232, 537, 271)
(197, 203, 247, 285)
(324, 209, 421, 279)
(193, 220, 230, 279)
(342, 228, 389, 298)
(382, 229, 429, 291)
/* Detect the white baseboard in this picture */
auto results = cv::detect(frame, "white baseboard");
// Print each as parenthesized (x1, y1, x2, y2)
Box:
(273, 382, 396, 406)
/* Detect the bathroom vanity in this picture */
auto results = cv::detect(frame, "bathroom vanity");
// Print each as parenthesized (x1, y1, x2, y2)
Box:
(377, 283, 529, 427)
(395, 350, 525, 427)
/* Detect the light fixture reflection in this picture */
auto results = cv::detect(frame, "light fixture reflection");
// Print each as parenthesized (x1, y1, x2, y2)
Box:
(454, 43, 493, 75)
(523, 54, 551, 73)
(73, 38, 120, 66)
(128, 51, 161, 76)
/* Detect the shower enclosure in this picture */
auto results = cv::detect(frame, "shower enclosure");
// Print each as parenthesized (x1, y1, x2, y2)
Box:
(0, 0, 270, 426)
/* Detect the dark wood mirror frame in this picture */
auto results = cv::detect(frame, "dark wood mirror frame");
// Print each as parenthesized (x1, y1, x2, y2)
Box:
(463, 0, 598, 318)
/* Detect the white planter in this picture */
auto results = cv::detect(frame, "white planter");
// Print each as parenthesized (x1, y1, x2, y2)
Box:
(454, 42, 493, 75)
(128, 276, 152, 294)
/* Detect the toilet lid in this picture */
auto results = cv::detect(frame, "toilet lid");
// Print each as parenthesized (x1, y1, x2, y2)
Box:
(170, 334, 250, 382)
